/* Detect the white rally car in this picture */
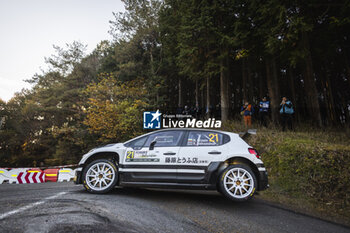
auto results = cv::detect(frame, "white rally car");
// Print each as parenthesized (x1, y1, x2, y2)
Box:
(75, 129, 268, 202)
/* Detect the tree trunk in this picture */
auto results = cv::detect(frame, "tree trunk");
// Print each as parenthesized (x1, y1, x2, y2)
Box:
(226, 57, 231, 118)
(230, 63, 238, 116)
(302, 31, 322, 127)
(343, 53, 350, 91)
(242, 59, 247, 101)
(271, 57, 280, 100)
(178, 77, 183, 108)
(288, 68, 298, 123)
(343, 53, 350, 125)
(201, 84, 205, 109)
(258, 66, 264, 100)
(206, 76, 211, 118)
(195, 79, 199, 107)
(149, 46, 159, 105)
(265, 57, 280, 123)
(325, 69, 337, 125)
(220, 57, 229, 122)
(247, 57, 253, 102)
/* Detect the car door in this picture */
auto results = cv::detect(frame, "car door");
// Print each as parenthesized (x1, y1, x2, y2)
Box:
(122, 130, 184, 183)
(176, 130, 227, 184)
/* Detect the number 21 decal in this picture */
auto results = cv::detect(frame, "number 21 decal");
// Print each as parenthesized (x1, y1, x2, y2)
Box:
(209, 133, 218, 143)
(126, 151, 134, 159)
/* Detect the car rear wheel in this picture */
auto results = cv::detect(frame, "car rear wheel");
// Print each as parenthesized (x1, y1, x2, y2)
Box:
(82, 159, 118, 194)
(218, 164, 257, 202)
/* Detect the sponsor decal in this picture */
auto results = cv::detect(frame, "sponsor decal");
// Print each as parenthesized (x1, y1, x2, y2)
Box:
(126, 151, 156, 159)
(143, 110, 222, 129)
(126, 158, 160, 162)
(164, 157, 208, 164)
(125, 150, 158, 162)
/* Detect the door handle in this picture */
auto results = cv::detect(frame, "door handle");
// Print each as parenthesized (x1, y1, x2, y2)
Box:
(163, 152, 176, 155)
(208, 151, 221, 154)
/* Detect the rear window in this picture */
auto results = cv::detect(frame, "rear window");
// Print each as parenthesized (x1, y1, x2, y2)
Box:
(186, 131, 224, 146)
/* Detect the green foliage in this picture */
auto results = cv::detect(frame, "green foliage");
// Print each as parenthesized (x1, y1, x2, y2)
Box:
(246, 130, 350, 209)
(110, 0, 164, 106)
(0, 41, 100, 167)
(44, 41, 87, 76)
(83, 73, 148, 142)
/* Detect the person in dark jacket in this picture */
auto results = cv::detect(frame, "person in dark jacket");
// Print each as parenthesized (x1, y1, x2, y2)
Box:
(241, 101, 254, 127)
(259, 97, 270, 127)
(280, 97, 294, 131)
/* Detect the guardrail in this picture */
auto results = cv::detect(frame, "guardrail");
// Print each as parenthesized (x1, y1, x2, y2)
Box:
(0, 166, 77, 184)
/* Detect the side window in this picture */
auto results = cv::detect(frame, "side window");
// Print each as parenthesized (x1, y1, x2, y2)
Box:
(144, 131, 184, 147)
(125, 136, 148, 148)
(186, 131, 223, 146)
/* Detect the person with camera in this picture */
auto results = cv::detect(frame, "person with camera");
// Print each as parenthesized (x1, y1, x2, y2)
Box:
(259, 96, 270, 127)
(280, 97, 294, 131)
(241, 101, 254, 128)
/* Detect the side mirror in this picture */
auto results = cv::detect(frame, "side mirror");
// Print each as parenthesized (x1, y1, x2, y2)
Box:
(149, 140, 157, 150)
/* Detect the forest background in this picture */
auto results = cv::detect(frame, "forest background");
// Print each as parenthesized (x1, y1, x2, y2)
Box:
(1, 0, 350, 223)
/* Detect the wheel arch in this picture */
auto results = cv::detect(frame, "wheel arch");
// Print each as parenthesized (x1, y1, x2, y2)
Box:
(84, 152, 120, 167)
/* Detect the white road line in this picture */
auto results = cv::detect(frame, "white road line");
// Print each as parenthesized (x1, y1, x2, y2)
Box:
(0, 191, 67, 220)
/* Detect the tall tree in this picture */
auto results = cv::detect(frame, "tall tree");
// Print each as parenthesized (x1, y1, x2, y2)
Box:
(109, 0, 163, 106)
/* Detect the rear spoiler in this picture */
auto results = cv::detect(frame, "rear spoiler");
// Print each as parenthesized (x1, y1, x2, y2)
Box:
(239, 129, 257, 140)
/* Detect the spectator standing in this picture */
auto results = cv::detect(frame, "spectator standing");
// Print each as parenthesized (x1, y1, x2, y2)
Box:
(241, 101, 254, 128)
(193, 103, 200, 119)
(259, 97, 270, 127)
(176, 105, 183, 114)
(280, 97, 294, 131)
(183, 105, 190, 115)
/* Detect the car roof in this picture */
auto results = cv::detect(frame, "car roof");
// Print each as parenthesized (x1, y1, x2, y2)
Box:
(124, 128, 236, 144)
(155, 128, 229, 133)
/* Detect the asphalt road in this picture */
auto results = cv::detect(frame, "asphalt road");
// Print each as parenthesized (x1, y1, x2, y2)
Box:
(0, 182, 349, 233)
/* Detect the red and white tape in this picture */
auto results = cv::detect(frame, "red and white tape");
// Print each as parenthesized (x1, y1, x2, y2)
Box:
(0, 164, 78, 171)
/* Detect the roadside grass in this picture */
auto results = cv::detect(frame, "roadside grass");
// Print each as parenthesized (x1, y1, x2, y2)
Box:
(222, 120, 350, 226)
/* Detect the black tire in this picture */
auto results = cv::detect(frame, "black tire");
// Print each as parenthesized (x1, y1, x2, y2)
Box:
(82, 159, 118, 194)
(218, 164, 257, 202)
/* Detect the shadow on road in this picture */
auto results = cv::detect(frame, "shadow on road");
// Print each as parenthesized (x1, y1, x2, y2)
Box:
(75, 186, 257, 210)
(73, 186, 350, 231)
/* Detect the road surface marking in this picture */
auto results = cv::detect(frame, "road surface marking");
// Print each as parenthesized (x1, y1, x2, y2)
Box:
(0, 191, 67, 220)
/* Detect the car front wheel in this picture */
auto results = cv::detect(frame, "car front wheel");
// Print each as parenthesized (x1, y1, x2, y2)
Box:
(82, 159, 118, 194)
(218, 164, 257, 202)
